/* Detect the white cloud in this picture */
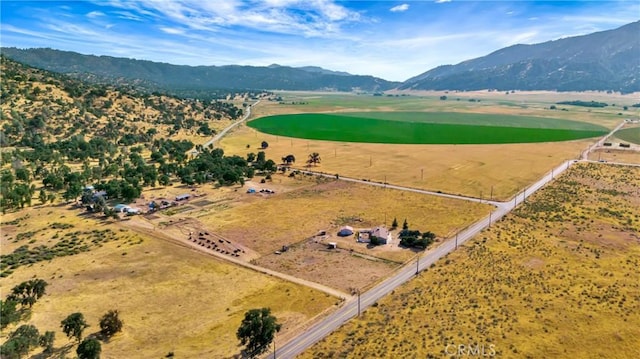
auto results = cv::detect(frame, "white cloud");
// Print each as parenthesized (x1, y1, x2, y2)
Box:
(159, 27, 185, 35)
(86, 11, 105, 18)
(435, 0, 451, 3)
(99, 0, 362, 38)
(390, 4, 410, 13)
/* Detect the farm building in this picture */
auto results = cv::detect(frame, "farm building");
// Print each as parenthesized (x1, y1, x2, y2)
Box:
(113, 204, 131, 213)
(371, 226, 391, 244)
(176, 194, 191, 201)
(358, 226, 391, 244)
(338, 226, 354, 237)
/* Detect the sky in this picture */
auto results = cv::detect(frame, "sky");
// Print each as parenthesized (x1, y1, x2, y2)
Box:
(1, 1, 638, 81)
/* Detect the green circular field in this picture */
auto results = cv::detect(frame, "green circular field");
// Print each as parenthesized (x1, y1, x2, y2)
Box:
(615, 127, 640, 144)
(247, 112, 608, 144)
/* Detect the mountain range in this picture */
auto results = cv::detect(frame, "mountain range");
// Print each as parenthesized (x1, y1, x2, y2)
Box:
(401, 21, 640, 93)
(2, 21, 638, 94)
(0, 47, 398, 95)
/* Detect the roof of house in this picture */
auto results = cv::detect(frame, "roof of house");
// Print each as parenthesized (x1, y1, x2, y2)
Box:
(371, 226, 389, 239)
(176, 194, 191, 199)
(113, 204, 130, 210)
(340, 226, 354, 232)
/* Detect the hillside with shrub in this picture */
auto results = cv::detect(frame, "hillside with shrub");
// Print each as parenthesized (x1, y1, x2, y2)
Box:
(0, 56, 266, 213)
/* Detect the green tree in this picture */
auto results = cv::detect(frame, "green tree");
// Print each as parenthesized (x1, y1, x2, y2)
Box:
(39, 331, 55, 354)
(7, 279, 48, 308)
(76, 338, 101, 359)
(402, 218, 409, 230)
(237, 308, 281, 358)
(392, 217, 398, 229)
(158, 174, 171, 186)
(39, 189, 47, 205)
(2, 324, 40, 358)
(61, 312, 89, 342)
(307, 152, 321, 166)
(64, 182, 83, 202)
(0, 300, 21, 329)
(99, 309, 123, 338)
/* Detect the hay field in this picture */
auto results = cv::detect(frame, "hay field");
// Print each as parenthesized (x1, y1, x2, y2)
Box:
(196, 175, 491, 258)
(0, 206, 336, 358)
(220, 124, 591, 200)
(301, 163, 640, 359)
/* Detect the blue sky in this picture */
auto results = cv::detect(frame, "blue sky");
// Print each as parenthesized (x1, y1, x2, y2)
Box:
(1, 1, 638, 81)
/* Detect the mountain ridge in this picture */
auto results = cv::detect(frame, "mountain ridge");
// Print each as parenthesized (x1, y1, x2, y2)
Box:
(0, 47, 398, 94)
(401, 21, 640, 93)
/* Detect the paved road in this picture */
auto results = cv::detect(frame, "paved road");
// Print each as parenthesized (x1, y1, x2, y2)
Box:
(272, 122, 629, 359)
(272, 158, 572, 358)
(201, 99, 260, 149)
(581, 120, 626, 160)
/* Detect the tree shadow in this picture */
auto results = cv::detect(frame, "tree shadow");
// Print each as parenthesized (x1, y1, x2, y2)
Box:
(31, 342, 74, 359)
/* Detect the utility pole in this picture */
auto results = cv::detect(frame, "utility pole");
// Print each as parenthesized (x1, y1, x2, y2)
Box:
(421, 168, 424, 180)
(523, 188, 526, 203)
(369, 156, 372, 167)
(384, 175, 387, 188)
(357, 289, 361, 317)
(416, 255, 420, 275)
(489, 211, 492, 227)
(455, 233, 458, 249)
(490, 185, 493, 201)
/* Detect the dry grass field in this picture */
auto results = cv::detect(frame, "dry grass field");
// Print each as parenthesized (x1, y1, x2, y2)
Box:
(196, 174, 491, 253)
(0, 206, 336, 358)
(219, 124, 592, 200)
(589, 148, 640, 164)
(301, 162, 640, 359)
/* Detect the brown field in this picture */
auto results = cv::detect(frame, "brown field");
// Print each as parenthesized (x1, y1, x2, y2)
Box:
(195, 174, 491, 255)
(589, 148, 640, 164)
(253, 239, 399, 294)
(301, 163, 640, 359)
(219, 124, 592, 200)
(0, 206, 336, 358)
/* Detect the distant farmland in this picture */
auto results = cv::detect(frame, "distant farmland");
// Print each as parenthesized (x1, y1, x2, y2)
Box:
(248, 112, 608, 144)
(615, 127, 640, 144)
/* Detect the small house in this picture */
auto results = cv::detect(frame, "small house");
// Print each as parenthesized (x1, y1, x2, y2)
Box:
(246, 188, 256, 194)
(176, 194, 191, 201)
(337, 226, 354, 237)
(126, 208, 141, 215)
(371, 226, 391, 245)
(328, 242, 337, 249)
